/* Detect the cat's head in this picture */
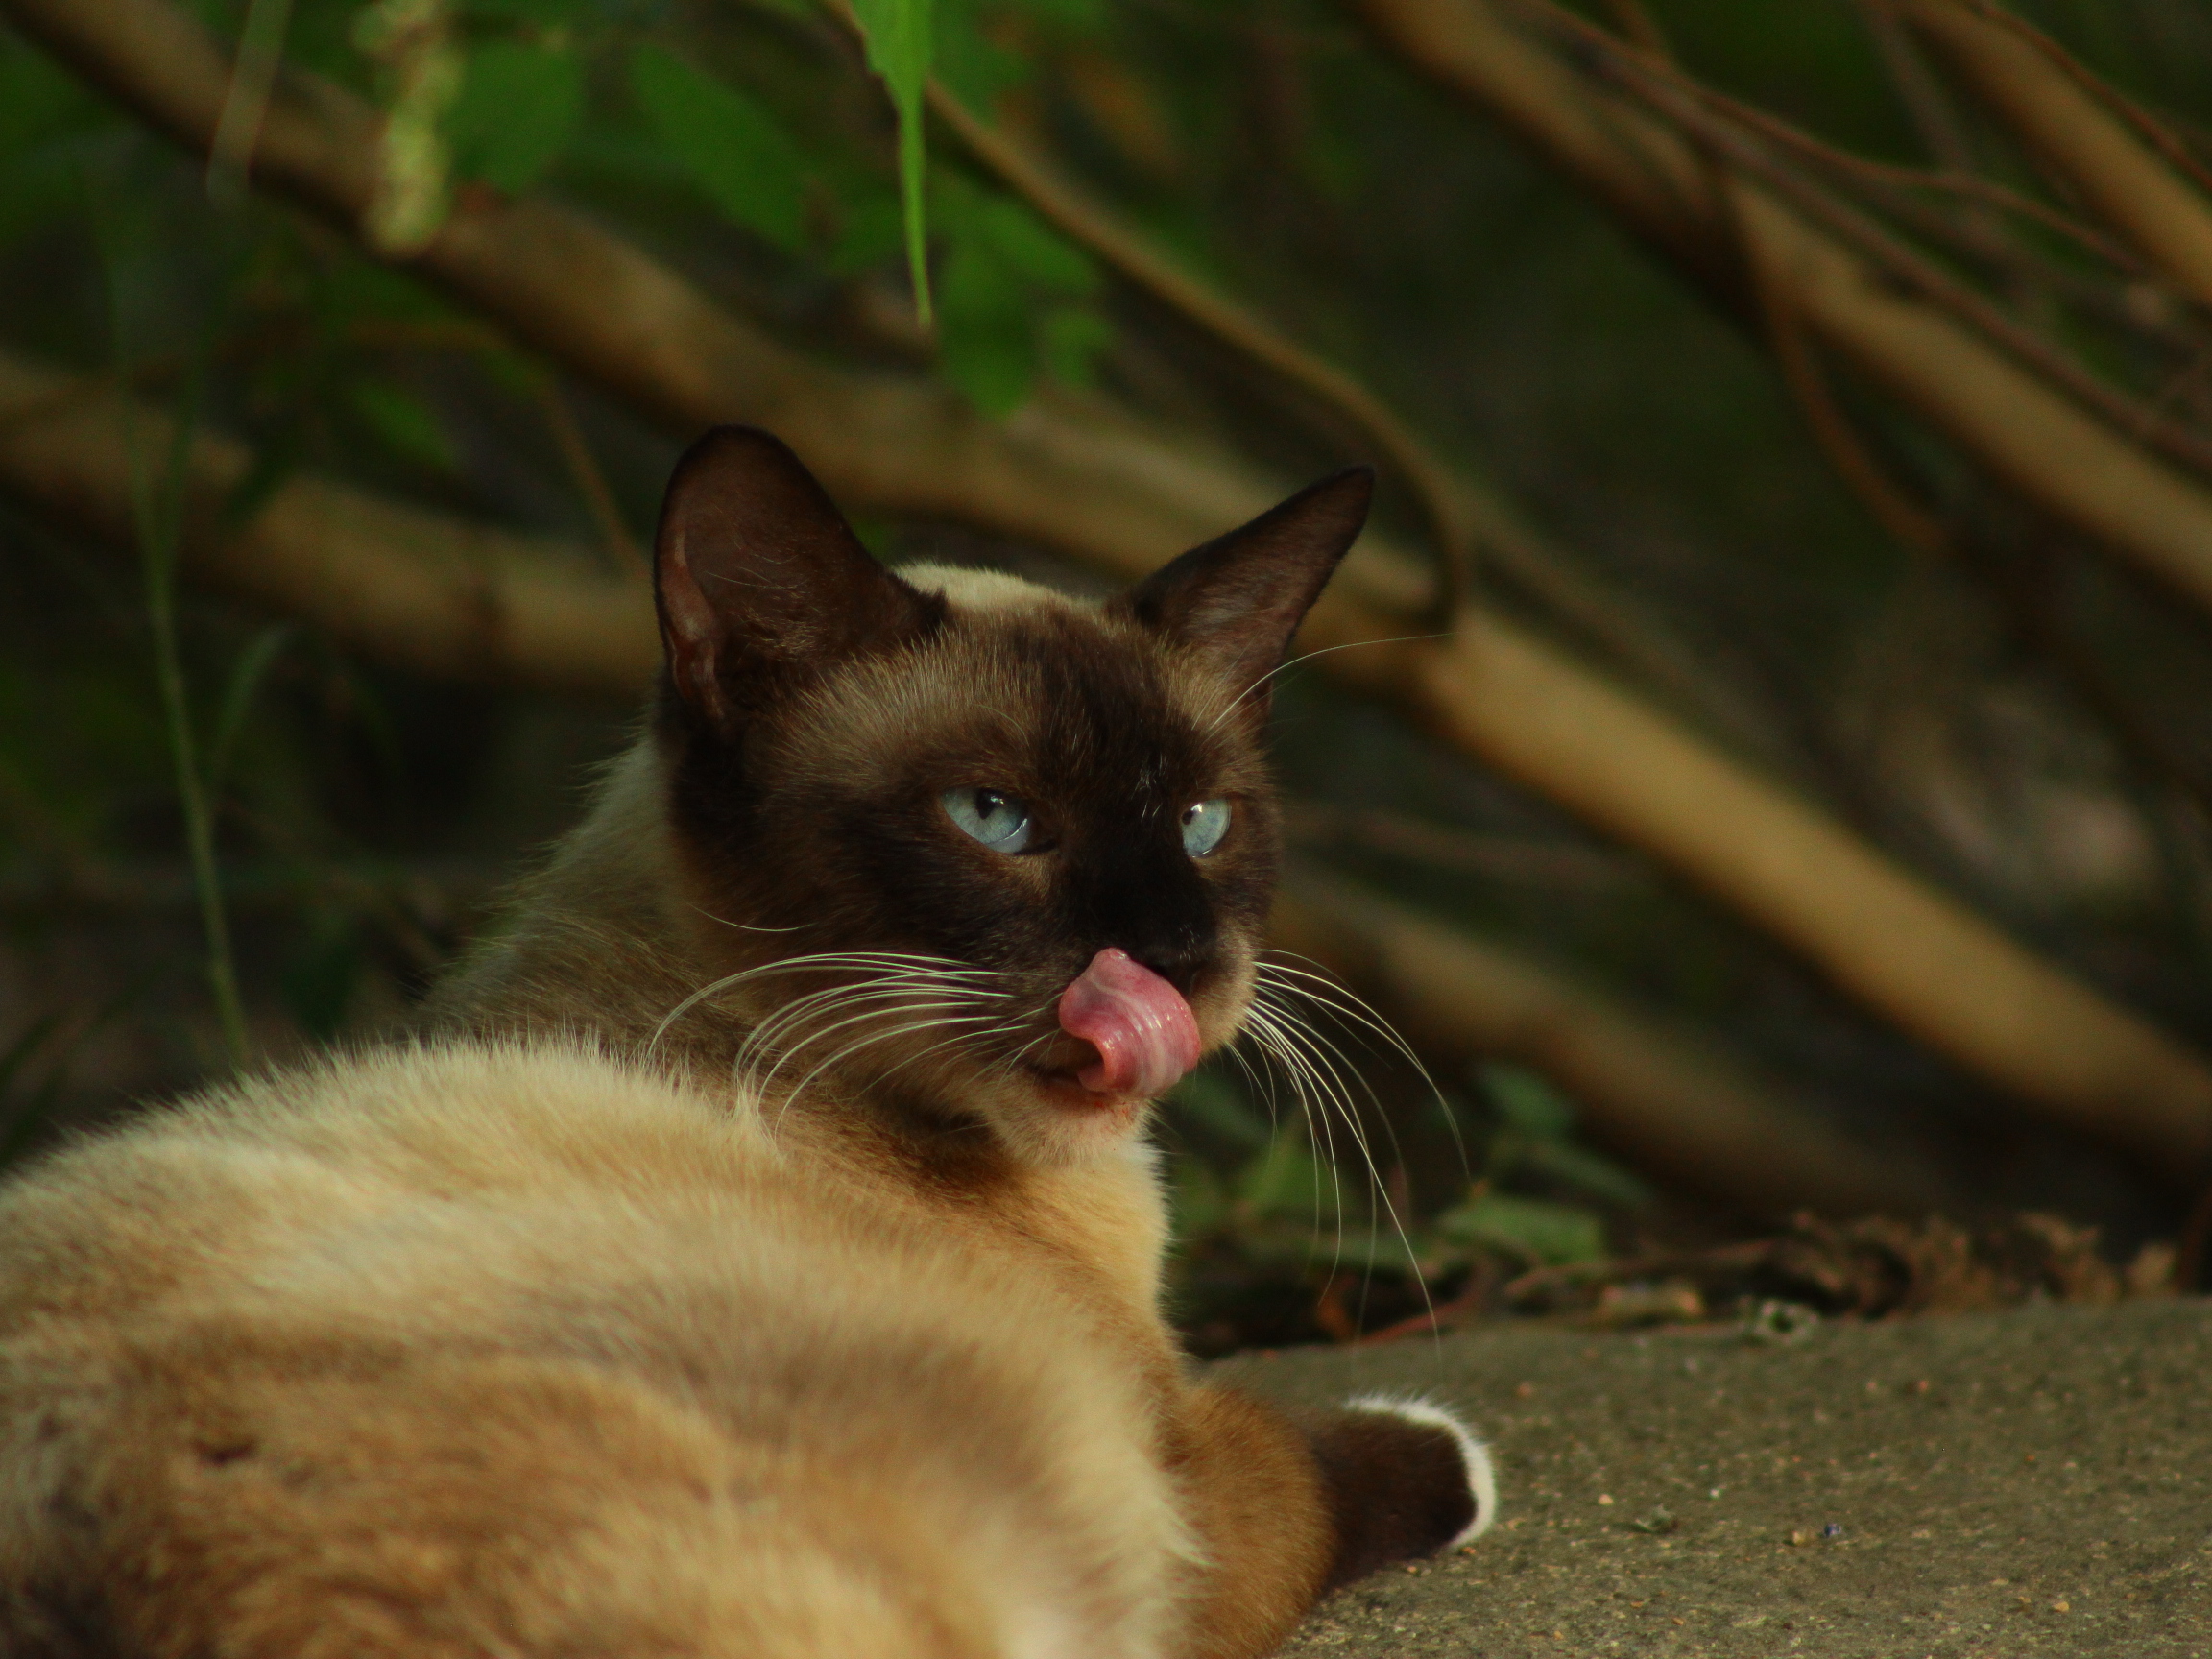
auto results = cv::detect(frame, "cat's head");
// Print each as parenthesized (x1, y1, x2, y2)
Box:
(649, 426, 1369, 1166)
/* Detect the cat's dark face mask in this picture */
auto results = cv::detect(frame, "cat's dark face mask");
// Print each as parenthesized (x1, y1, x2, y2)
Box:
(649, 425, 1371, 1167)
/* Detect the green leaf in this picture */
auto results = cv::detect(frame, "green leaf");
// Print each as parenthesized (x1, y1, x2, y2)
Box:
(1236, 1134, 1342, 1223)
(0, 43, 98, 157)
(629, 45, 806, 252)
(827, 191, 906, 275)
(1435, 1193, 1605, 1265)
(937, 237, 1034, 417)
(1017, 0, 1105, 27)
(313, 260, 455, 331)
(1040, 302, 1111, 388)
(1521, 1138, 1655, 1210)
(1167, 1070, 1271, 1150)
(849, 0, 935, 323)
(971, 195, 1095, 295)
(0, 46, 114, 246)
(931, 186, 1101, 415)
(933, 0, 1024, 106)
(349, 379, 457, 472)
(1481, 1061, 1577, 1139)
(1167, 1151, 1228, 1241)
(448, 40, 585, 194)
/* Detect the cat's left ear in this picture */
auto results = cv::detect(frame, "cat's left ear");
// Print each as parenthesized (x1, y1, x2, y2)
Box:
(653, 425, 941, 733)
(1113, 465, 1374, 720)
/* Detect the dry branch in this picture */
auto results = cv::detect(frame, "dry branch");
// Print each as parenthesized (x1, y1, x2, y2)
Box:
(920, 65, 1782, 775)
(0, 355, 653, 694)
(1353, 0, 2212, 623)
(1901, 0, 2212, 314)
(15, 0, 2212, 1181)
(1274, 868, 1951, 1217)
(1327, 603, 2212, 1177)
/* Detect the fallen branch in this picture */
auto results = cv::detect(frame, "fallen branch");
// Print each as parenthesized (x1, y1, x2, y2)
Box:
(1273, 867, 1950, 1217)
(16, 0, 2212, 1181)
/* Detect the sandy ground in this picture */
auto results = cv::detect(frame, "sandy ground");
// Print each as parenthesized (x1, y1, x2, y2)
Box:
(1217, 1299, 2210, 1658)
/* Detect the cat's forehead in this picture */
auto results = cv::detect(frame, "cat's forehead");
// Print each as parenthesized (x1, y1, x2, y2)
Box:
(782, 564, 1247, 789)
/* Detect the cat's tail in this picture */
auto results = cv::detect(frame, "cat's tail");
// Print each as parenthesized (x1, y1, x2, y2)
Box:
(1312, 1393, 1499, 1588)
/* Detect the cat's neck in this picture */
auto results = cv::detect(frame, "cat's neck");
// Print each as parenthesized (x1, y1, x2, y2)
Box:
(419, 742, 1008, 1166)
(420, 740, 748, 1070)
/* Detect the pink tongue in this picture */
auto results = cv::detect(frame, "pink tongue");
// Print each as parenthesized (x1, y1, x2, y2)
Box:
(1056, 949, 1202, 1099)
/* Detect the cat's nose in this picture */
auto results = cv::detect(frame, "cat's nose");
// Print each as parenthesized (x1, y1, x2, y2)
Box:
(1126, 937, 1208, 996)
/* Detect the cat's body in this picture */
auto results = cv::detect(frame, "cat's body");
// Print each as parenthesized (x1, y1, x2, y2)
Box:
(0, 431, 1492, 1657)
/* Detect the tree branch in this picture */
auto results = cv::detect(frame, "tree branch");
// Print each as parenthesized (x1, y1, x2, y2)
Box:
(0, 352, 655, 694)
(917, 59, 1785, 779)
(1900, 0, 2212, 315)
(1353, 0, 2212, 624)
(16, 0, 2212, 1182)
(1274, 867, 1951, 1217)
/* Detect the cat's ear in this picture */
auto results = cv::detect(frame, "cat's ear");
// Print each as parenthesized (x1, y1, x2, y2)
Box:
(1115, 465, 1373, 719)
(653, 426, 940, 732)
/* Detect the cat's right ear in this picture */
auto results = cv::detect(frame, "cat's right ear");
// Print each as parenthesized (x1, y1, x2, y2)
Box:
(653, 426, 941, 733)
(1114, 465, 1373, 723)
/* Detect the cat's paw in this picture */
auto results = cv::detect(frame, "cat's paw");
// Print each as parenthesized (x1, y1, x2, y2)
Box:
(1305, 1393, 1498, 1590)
(1343, 1394, 1497, 1547)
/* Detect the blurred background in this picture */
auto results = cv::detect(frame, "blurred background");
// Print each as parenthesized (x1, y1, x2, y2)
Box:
(4, 0, 2211, 1349)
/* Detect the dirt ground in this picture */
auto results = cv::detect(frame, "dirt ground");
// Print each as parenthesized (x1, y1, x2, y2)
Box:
(1218, 1298, 2210, 1658)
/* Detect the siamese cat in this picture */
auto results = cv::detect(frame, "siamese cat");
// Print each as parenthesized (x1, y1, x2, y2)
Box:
(0, 428, 1493, 1658)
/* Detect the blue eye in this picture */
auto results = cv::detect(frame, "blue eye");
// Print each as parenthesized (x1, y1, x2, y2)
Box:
(943, 787, 1033, 853)
(1181, 798, 1230, 857)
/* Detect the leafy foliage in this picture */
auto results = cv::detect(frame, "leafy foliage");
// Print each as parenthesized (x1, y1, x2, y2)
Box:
(449, 37, 586, 196)
(630, 44, 807, 251)
(850, 0, 936, 320)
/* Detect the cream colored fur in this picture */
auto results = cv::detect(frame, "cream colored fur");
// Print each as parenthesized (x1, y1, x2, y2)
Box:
(0, 1041, 1189, 1657)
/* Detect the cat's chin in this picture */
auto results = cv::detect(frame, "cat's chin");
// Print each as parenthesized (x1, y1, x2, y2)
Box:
(973, 1068, 1153, 1167)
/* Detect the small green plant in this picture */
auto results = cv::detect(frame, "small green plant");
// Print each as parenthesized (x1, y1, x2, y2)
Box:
(118, 378, 252, 1070)
(1427, 1063, 1653, 1269)
(1161, 1054, 1652, 1344)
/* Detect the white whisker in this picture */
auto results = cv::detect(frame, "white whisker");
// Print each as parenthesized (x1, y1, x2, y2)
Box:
(1203, 633, 1447, 733)
(1235, 977, 1439, 1337)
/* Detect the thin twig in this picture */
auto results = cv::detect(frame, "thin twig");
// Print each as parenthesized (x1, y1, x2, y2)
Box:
(914, 70, 1477, 608)
(1752, 263, 2212, 824)
(533, 377, 645, 577)
(1679, 0, 2194, 830)
(1902, 0, 2212, 322)
(911, 49, 1788, 756)
(1947, 0, 2212, 202)
(121, 388, 253, 1068)
(1583, 39, 2212, 480)
(1858, 0, 1983, 179)
(1597, 0, 1667, 55)
(1284, 800, 1643, 887)
(1521, 0, 2139, 272)
(1849, 180, 2203, 355)
(205, 0, 293, 207)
